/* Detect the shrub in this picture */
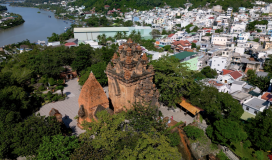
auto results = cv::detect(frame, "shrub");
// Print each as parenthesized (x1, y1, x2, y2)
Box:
(216, 150, 230, 160)
(243, 140, 251, 149)
(52, 95, 58, 102)
(31, 78, 35, 84)
(166, 132, 181, 147)
(48, 78, 55, 86)
(38, 85, 45, 91)
(184, 125, 204, 140)
(255, 151, 265, 160)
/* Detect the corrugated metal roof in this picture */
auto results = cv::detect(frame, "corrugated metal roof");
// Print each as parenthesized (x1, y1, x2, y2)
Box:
(74, 27, 129, 32)
(171, 51, 197, 60)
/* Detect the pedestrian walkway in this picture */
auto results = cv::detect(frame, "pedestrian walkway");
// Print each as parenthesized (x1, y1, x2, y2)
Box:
(159, 105, 194, 124)
(36, 78, 85, 136)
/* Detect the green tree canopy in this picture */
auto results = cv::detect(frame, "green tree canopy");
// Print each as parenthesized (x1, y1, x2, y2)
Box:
(151, 55, 193, 107)
(200, 66, 217, 78)
(245, 109, 272, 151)
(36, 134, 79, 160)
(207, 119, 247, 145)
(10, 114, 62, 157)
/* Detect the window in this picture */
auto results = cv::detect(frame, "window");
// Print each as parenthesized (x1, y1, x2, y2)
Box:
(254, 110, 258, 114)
(246, 107, 249, 110)
(218, 64, 220, 66)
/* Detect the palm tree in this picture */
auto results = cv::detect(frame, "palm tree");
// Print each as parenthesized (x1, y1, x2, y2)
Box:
(101, 34, 106, 45)
(97, 35, 102, 43)
(122, 31, 127, 39)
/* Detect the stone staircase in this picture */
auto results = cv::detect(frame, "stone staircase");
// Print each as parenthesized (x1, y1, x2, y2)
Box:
(221, 146, 240, 160)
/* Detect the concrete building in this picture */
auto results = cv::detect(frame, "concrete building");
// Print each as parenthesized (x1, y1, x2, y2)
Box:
(171, 51, 199, 70)
(243, 97, 269, 115)
(208, 56, 228, 73)
(74, 26, 152, 41)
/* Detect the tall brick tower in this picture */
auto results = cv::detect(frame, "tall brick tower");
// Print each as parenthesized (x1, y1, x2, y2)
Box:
(106, 38, 159, 113)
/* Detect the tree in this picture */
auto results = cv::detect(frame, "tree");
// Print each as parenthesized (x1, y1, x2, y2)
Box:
(119, 128, 181, 159)
(149, 29, 161, 39)
(79, 110, 127, 159)
(200, 66, 217, 78)
(36, 134, 79, 160)
(125, 102, 166, 132)
(10, 114, 62, 157)
(78, 62, 108, 86)
(47, 33, 60, 42)
(207, 119, 247, 145)
(71, 44, 93, 73)
(184, 125, 204, 140)
(191, 42, 197, 48)
(70, 142, 109, 160)
(163, 45, 171, 51)
(151, 56, 193, 107)
(245, 109, 272, 151)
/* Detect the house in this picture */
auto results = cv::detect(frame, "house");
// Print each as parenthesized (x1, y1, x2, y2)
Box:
(261, 92, 272, 105)
(47, 41, 61, 47)
(207, 80, 230, 93)
(19, 45, 32, 53)
(171, 51, 198, 70)
(217, 70, 243, 84)
(208, 56, 228, 73)
(243, 97, 269, 115)
(231, 91, 252, 104)
(172, 40, 192, 52)
(230, 81, 246, 93)
(65, 42, 77, 48)
(211, 34, 230, 46)
(167, 33, 178, 41)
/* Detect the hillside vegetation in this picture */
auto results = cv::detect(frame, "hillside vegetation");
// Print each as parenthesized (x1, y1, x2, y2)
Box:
(69, 0, 254, 12)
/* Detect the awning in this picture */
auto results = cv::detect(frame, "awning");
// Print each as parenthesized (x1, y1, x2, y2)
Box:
(179, 98, 203, 115)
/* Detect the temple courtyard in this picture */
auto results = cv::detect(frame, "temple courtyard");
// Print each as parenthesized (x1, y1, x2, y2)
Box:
(36, 78, 194, 136)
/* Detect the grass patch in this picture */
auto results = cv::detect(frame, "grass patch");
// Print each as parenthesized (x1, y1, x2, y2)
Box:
(216, 150, 230, 160)
(230, 142, 269, 160)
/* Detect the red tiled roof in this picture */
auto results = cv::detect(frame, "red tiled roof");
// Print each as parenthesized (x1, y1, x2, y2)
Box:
(261, 92, 272, 101)
(206, 30, 211, 32)
(208, 17, 214, 19)
(228, 71, 243, 80)
(222, 69, 233, 75)
(172, 40, 191, 47)
(168, 34, 175, 37)
(209, 80, 224, 86)
(65, 42, 76, 46)
(192, 40, 198, 43)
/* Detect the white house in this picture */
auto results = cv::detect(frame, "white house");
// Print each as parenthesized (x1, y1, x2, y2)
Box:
(243, 97, 269, 115)
(211, 34, 229, 45)
(230, 23, 246, 33)
(237, 32, 250, 43)
(208, 56, 228, 73)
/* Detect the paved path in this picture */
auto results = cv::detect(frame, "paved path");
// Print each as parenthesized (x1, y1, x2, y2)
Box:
(36, 79, 85, 136)
(159, 105, 194, 124)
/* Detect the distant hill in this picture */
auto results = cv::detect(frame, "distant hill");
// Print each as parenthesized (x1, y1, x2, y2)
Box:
(69, 0, 254, 12)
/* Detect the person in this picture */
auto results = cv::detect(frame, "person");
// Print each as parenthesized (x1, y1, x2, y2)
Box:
(171, 116, 173, 120)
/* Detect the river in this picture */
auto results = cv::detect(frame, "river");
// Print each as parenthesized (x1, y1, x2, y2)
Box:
(0, 4, 71, 46)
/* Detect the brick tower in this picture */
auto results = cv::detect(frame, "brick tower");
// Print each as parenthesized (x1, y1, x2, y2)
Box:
(106, 38, 159, 113)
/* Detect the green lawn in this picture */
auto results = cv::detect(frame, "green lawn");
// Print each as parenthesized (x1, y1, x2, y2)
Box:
(230, 142, 269, 160)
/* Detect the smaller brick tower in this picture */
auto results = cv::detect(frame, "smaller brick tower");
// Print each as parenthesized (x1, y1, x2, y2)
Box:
(106, 38, 159, 113)
(77, 72, 110, 129)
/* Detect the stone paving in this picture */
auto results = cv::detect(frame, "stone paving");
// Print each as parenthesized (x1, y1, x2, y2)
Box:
(36, 78, 85, 136)
(36, 78, 194, 136)
(159, 105, 195, 124)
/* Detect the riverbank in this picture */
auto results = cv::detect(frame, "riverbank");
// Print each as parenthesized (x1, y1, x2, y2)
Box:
(0, 13, 25, 29)
(0, 4, 71, 46)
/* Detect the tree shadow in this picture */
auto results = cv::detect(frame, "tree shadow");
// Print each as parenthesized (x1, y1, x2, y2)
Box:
(62, 116, 72, 128)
